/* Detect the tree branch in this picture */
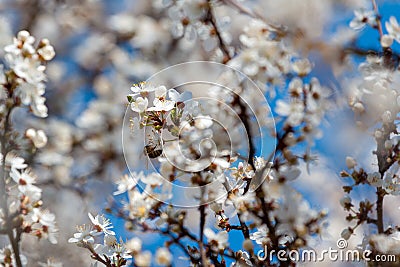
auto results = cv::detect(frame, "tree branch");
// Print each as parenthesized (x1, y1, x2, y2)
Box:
(207, 0, 232, 62)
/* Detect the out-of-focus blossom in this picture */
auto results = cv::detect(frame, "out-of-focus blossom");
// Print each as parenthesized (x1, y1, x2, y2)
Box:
(349, 9, 375, 30)
(204, 228, 229, 250)
(386, 16, 400, 43)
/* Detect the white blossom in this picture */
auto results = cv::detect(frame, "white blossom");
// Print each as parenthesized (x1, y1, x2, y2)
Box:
(155, 248, 172, 266)
(88, 213, 115, 236)
(386, 16, 400, 43)
(135, 251, 152, 267)
(68, 225, 98, 244)
(367, 172, 383, 187)
(349, 9, 375, 30)
(381, 34, 393, 47)
(26, 128, 48, 148)
(126, 237, 142, 253)
(130, 97, 149, 113)
(276, 100, 305, 127)
(204, 228, 229, 250)
(114, 174, 139, 195)
(292, 58, 312, 76)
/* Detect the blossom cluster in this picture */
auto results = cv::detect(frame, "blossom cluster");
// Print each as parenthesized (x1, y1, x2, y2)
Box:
(350, 8, 400, 48)
(2, 30, 55, 118)
(338, 2, 400, 259)
(0, 30, 59, 267)
(69, 1, 338, 266)
(1, 153, 58, 243)
(157, 0, 233, 61)
(90, 74, 327, 266)
(69, 213, 172, 267)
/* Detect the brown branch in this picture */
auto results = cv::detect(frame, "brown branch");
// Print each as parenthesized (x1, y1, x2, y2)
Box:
(163, 230, 199, 263)
(207, 0, 232, 62)
(343, 47, 379, 57)
(84, 242, 113, 267)
(199, 187, 207, 266)
(1, 105, 24, 267)
(376, 188, 385, 233)
(372, 0, 384, 38)
(231, 94, 256, 172)
(373, 123, 396, 233)
(108, 204, 238, 265)
(221, 0, 285, 34)
(7, 229, 23, 267)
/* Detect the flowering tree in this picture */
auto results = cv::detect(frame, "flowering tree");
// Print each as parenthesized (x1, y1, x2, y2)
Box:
(1, 0, 400, 266)
(0, 30, 59, 266)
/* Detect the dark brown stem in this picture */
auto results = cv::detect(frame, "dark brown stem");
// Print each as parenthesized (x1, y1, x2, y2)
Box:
(221, 182, 250, 241)
(373, 123, 396, 234)
(372, 121, 397, 234)
(164, 231, 198, 263)
(256, 189, 294, 267)
(258, 194, 278, 248)
(207, 0, 232, 62)
(84, 243, 113, 267)
(344, 47, 379, 57)
(7, 229, 22, 267)
(199, 188, 207, 266)
(231, 94, 256, 172)
(237, 216, 250, 239)
(376, 188, 384, 233)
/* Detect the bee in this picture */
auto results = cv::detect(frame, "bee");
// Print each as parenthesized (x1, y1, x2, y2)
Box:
(144, 144, 163, 158)
(144, 132, 163, 159)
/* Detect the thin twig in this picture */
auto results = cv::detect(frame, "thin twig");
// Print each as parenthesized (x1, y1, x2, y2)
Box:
(199, 187, 208, 266)
(84, 243, 113, 267)
(372, 0, 384, 38)
(373, 123, 396, 233)
(221, 0, 284, 34)
(1, 105, 23, 267)
(207, 0, 232, 62)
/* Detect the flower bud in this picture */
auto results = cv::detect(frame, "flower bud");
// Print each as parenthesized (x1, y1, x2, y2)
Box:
(345, 156, 357, 169)
(39, 38, 50, 47)
(339, 195, 352, 208)
(126, 237, 142, 253)
(17, 30, 30, 41)
(26, 128, 48, 148)
(341, 228, 353, 240)
(135, 251, 152, 267)
(381, 35, 393, 48)
(242, 239, 254, 251)
(155, 248, 172, 266)
(352, 102, 364, 114)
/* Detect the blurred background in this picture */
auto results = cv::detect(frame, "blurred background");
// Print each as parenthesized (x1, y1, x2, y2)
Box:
(1, 0, 400, 266)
